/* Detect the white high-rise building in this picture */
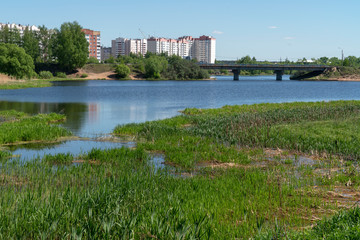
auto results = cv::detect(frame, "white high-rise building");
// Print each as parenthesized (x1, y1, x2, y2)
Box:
(193, 35, 216, 64)
(126, 39, 147, 56)
(111, 35, 216, 63)
(112, 38, 147, 57)
(0, 23, 40, 38)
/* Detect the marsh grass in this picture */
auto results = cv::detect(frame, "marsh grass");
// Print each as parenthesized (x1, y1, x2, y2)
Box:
(0, 146, 344, 239)
(0, 111, 71, 144)
(112, 100, 360, 237)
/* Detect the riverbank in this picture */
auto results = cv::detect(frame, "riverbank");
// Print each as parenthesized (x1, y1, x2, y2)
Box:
(294, 66, 360, 81)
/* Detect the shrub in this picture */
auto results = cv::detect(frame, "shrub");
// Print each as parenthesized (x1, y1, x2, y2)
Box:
(55, 72, 67, 78)
(0, 43, 35, 79)
(87, 57, 99, 64)
(115, 64, 131, 79)
(80, 73, 88, 78)
(38, 71, 53, 79)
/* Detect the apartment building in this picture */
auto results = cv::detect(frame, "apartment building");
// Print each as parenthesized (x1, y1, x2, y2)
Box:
(82, 29, 101, 62)
(101, 47, 112, 61)
(112, 38, 148, 57)
(193, 35, 216, 64)
(111, 37, 126, 57)
(0, 23, 39, 36)
(126, 39, 147, 56)
(147, 35, 215, 63)
(110, 35, 216, 63)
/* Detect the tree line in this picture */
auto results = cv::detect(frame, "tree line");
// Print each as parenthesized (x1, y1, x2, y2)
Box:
(108, 52, 209, 80)
(214, 55, 360, 76)
(0, 21, 88, 78)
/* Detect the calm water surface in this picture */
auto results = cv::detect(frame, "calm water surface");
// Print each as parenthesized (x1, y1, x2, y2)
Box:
(1, 75, 359, 159)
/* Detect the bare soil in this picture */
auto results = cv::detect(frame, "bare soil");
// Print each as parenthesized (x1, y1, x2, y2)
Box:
(0, 74, 16, 83)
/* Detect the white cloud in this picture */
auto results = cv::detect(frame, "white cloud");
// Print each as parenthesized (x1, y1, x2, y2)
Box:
(284, 37, 295, 40)
(268, 26, 279, 29)
(212, 30, 223, 35)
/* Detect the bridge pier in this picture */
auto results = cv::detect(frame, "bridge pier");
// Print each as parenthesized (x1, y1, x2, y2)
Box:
(275, 70, 284, 81)
(232, 69, 239, 81)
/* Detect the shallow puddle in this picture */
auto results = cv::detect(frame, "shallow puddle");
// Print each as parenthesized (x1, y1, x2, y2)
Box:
(9, 140, 136, 161)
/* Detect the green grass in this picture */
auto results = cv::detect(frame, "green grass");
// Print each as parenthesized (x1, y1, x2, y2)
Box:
(115, 101, 360, 167)
(0, 146, 340, 239)
(0, 79, 53, 89)
(0, 110, 71, 144)
(111, 100, 360, 237)
(1, 101, 360, 238)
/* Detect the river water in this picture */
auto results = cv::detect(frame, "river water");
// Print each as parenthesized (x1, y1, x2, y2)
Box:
(1, 75, 360, 159)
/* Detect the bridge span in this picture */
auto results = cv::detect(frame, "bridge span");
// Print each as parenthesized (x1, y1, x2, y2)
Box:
(199, 64, 331, 80)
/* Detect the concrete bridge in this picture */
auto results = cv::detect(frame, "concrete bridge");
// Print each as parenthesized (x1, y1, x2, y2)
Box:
(199, 64, 331, 80)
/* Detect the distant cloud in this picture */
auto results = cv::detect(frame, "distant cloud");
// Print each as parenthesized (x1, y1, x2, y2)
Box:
(268, 26, 279, 29)
(284, 37, 295, 40)
(212, 30, 223, 35)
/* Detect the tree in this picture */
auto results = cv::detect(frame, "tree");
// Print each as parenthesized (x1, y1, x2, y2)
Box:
(145, 55, 167, 78)
(105, 55, 116, 64)
(87, 56, 99, 64)
(21, 27, 40, 62)
(0, 25, 21, 45)
(115, 64, 130, 78)
(236, 55, 256, 64)
(0, 43, 35, 79)
(52, 21, 89, 71)
(37, 25, 53, 63)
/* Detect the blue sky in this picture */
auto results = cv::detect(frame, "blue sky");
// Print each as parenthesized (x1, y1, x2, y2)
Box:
(2, 0, 359, 61)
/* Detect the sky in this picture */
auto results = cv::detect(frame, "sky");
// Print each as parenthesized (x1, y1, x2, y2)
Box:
(1, 0, 359, 61)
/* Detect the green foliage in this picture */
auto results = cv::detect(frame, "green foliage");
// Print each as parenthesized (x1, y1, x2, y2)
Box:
(55, 72, 67, 78)
(80, 73, 88, 78)
(42, 153, 74, 164)
(236, 55, 257, 64)
(0, 111, 70, 144)
(87, 56, 99, 64)
(0, 43, 35, 79)
(145, 55, 168, 79)
(38, 71, 53, 79)
(0, 25, 21, 44)
(52, 21, 89, 71)
(104, 55, 116, 64)
(37, 25, 53, 63)
(21, 27, 40, 62)
(164, 55, 209, 80)
(115, 64, 130, 79)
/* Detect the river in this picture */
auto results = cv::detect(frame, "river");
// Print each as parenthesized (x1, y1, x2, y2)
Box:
(1, 75, 360, 159)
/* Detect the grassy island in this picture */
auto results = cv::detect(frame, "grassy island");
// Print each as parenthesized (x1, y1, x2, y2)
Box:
(0, 110, 71, 146)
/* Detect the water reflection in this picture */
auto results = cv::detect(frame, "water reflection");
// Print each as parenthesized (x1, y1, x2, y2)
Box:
(0, 101, 88, 134)
(1, 77, 360, 139)
(10, 140, 135, 161)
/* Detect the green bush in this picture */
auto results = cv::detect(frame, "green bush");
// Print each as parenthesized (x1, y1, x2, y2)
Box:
(87, 57, 99, 64)
(80, 73, 88, 78)
(115, 64, 130, 79)
(0, 43, 35, 79)
(55, 72, 67, 78)
(38, 71, 53, 79)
